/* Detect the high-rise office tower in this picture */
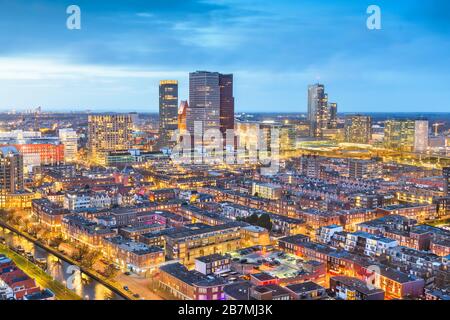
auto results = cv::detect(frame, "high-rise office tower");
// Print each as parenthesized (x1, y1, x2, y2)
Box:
(88, 114, 134, 165)
(328, 102, 338, 129)
(413, 120, 429, 153)
(384, 120, 416, 151)
(219, 74, 235, 135)
(178, 100, 189, 133)
(443, 167, 450, 196)
(0, 146, 23, 195)
(158, 80, 179, 149)
(308, 84, 329, 137)
(187, 71, 234, 149)
(59, 128, 78, 162)
(345, 115, 372, 144)
(188, 71, 220, 137)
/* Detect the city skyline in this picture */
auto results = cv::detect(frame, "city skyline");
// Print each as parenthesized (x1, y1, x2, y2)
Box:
(1, 0, 450, 306)
(0, 0, 450, 113)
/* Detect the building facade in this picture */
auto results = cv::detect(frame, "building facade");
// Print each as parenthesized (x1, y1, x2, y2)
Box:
(88, 114, 134, 165)
(308, 84, 329, 138)
(344, 115, 372, 144)
(158, 80, 179, 149)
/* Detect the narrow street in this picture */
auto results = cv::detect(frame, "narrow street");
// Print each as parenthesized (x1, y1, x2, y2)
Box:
(116, 273, 163, 300)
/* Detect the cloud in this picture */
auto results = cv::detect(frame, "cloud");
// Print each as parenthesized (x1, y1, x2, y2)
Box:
(0, 0, 449, 112)
(0, 57, 188, 80)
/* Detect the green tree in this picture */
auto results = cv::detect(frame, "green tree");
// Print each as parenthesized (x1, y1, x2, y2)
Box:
(258, 214, 272, 231)
(247, 213, 259, 224)
(103, 264, 119, 279)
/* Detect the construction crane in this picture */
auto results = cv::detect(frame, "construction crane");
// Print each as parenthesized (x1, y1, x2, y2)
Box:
(432, 122, 444, 136)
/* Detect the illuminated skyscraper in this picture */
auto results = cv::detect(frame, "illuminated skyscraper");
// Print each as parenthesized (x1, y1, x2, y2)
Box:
(308, 84, 329, 137)
(413, 120, 429, 153)
(158, 80, 179, 149)
(0, 146, 23, 195)
(187, 71, 234, 151)
(384, 119, 428, 152)
(384, 120, 416, 151)
(188, 71, 220, 137)
(345, 115, 372, 144)
(88, 114, 134, 165)
(219, 74, 235, 135)
(328, 102, 338, 129)
(443, 167, 450, 196)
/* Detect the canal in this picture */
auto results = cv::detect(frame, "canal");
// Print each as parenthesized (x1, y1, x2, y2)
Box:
(0, 226, 123, 300)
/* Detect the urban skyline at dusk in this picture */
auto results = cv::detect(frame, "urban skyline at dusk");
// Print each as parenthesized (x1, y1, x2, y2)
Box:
(1, 1, 450, 307)
(0, 0, 450, 112)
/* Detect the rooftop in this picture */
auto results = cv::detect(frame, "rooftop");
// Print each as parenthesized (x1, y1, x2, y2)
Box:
(285, 281, 325, 294)
(159, 263, 225, 287)
(196, 253, 229, 264)
(105, 236, 163, 255)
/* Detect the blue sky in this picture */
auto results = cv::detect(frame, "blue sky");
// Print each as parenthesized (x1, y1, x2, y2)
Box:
(0, 0, 449, 113)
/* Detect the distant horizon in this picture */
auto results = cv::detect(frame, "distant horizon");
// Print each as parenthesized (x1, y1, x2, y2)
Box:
(3, 109, 450, 116)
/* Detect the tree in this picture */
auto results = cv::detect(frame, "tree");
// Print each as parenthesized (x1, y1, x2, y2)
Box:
(0, 209, 7, 221)
(238, 213, 272, 232)
(81, 250, 101, 269)
(247, 213, 259, 224)
(103, 264, 119, 279)
(258, 214, 272, 231)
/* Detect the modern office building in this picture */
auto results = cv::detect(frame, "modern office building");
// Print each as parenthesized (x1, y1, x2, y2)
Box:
(443, 167, 450, 196)
(0, 146, 23, 194)
(344, 115, 372, 144)
(308, 84, 329, 138)
(219, 73, 235, 135)
(328, 102, 338, 129)
(58, 128, 78, 162)
(188, 71, 221, 138)
(187, 71, 234, 149)
(87, 114, 134, 165)
(384, 120, 416, 151)
(13, 141, 64, 168)
(0, 146, 26, 209)
(158, 80, 179, 149)
(413, 120, 429, 153)
(384, 119, 429, 152)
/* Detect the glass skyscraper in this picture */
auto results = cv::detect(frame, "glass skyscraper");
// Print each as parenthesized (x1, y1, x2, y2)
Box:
(187, 71, 234, 145)
(308, 84, 329, 137)
(159, 80, 179, 149)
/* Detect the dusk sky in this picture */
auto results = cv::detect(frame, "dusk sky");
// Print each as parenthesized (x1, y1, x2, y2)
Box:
(0, 0, 449, 113)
